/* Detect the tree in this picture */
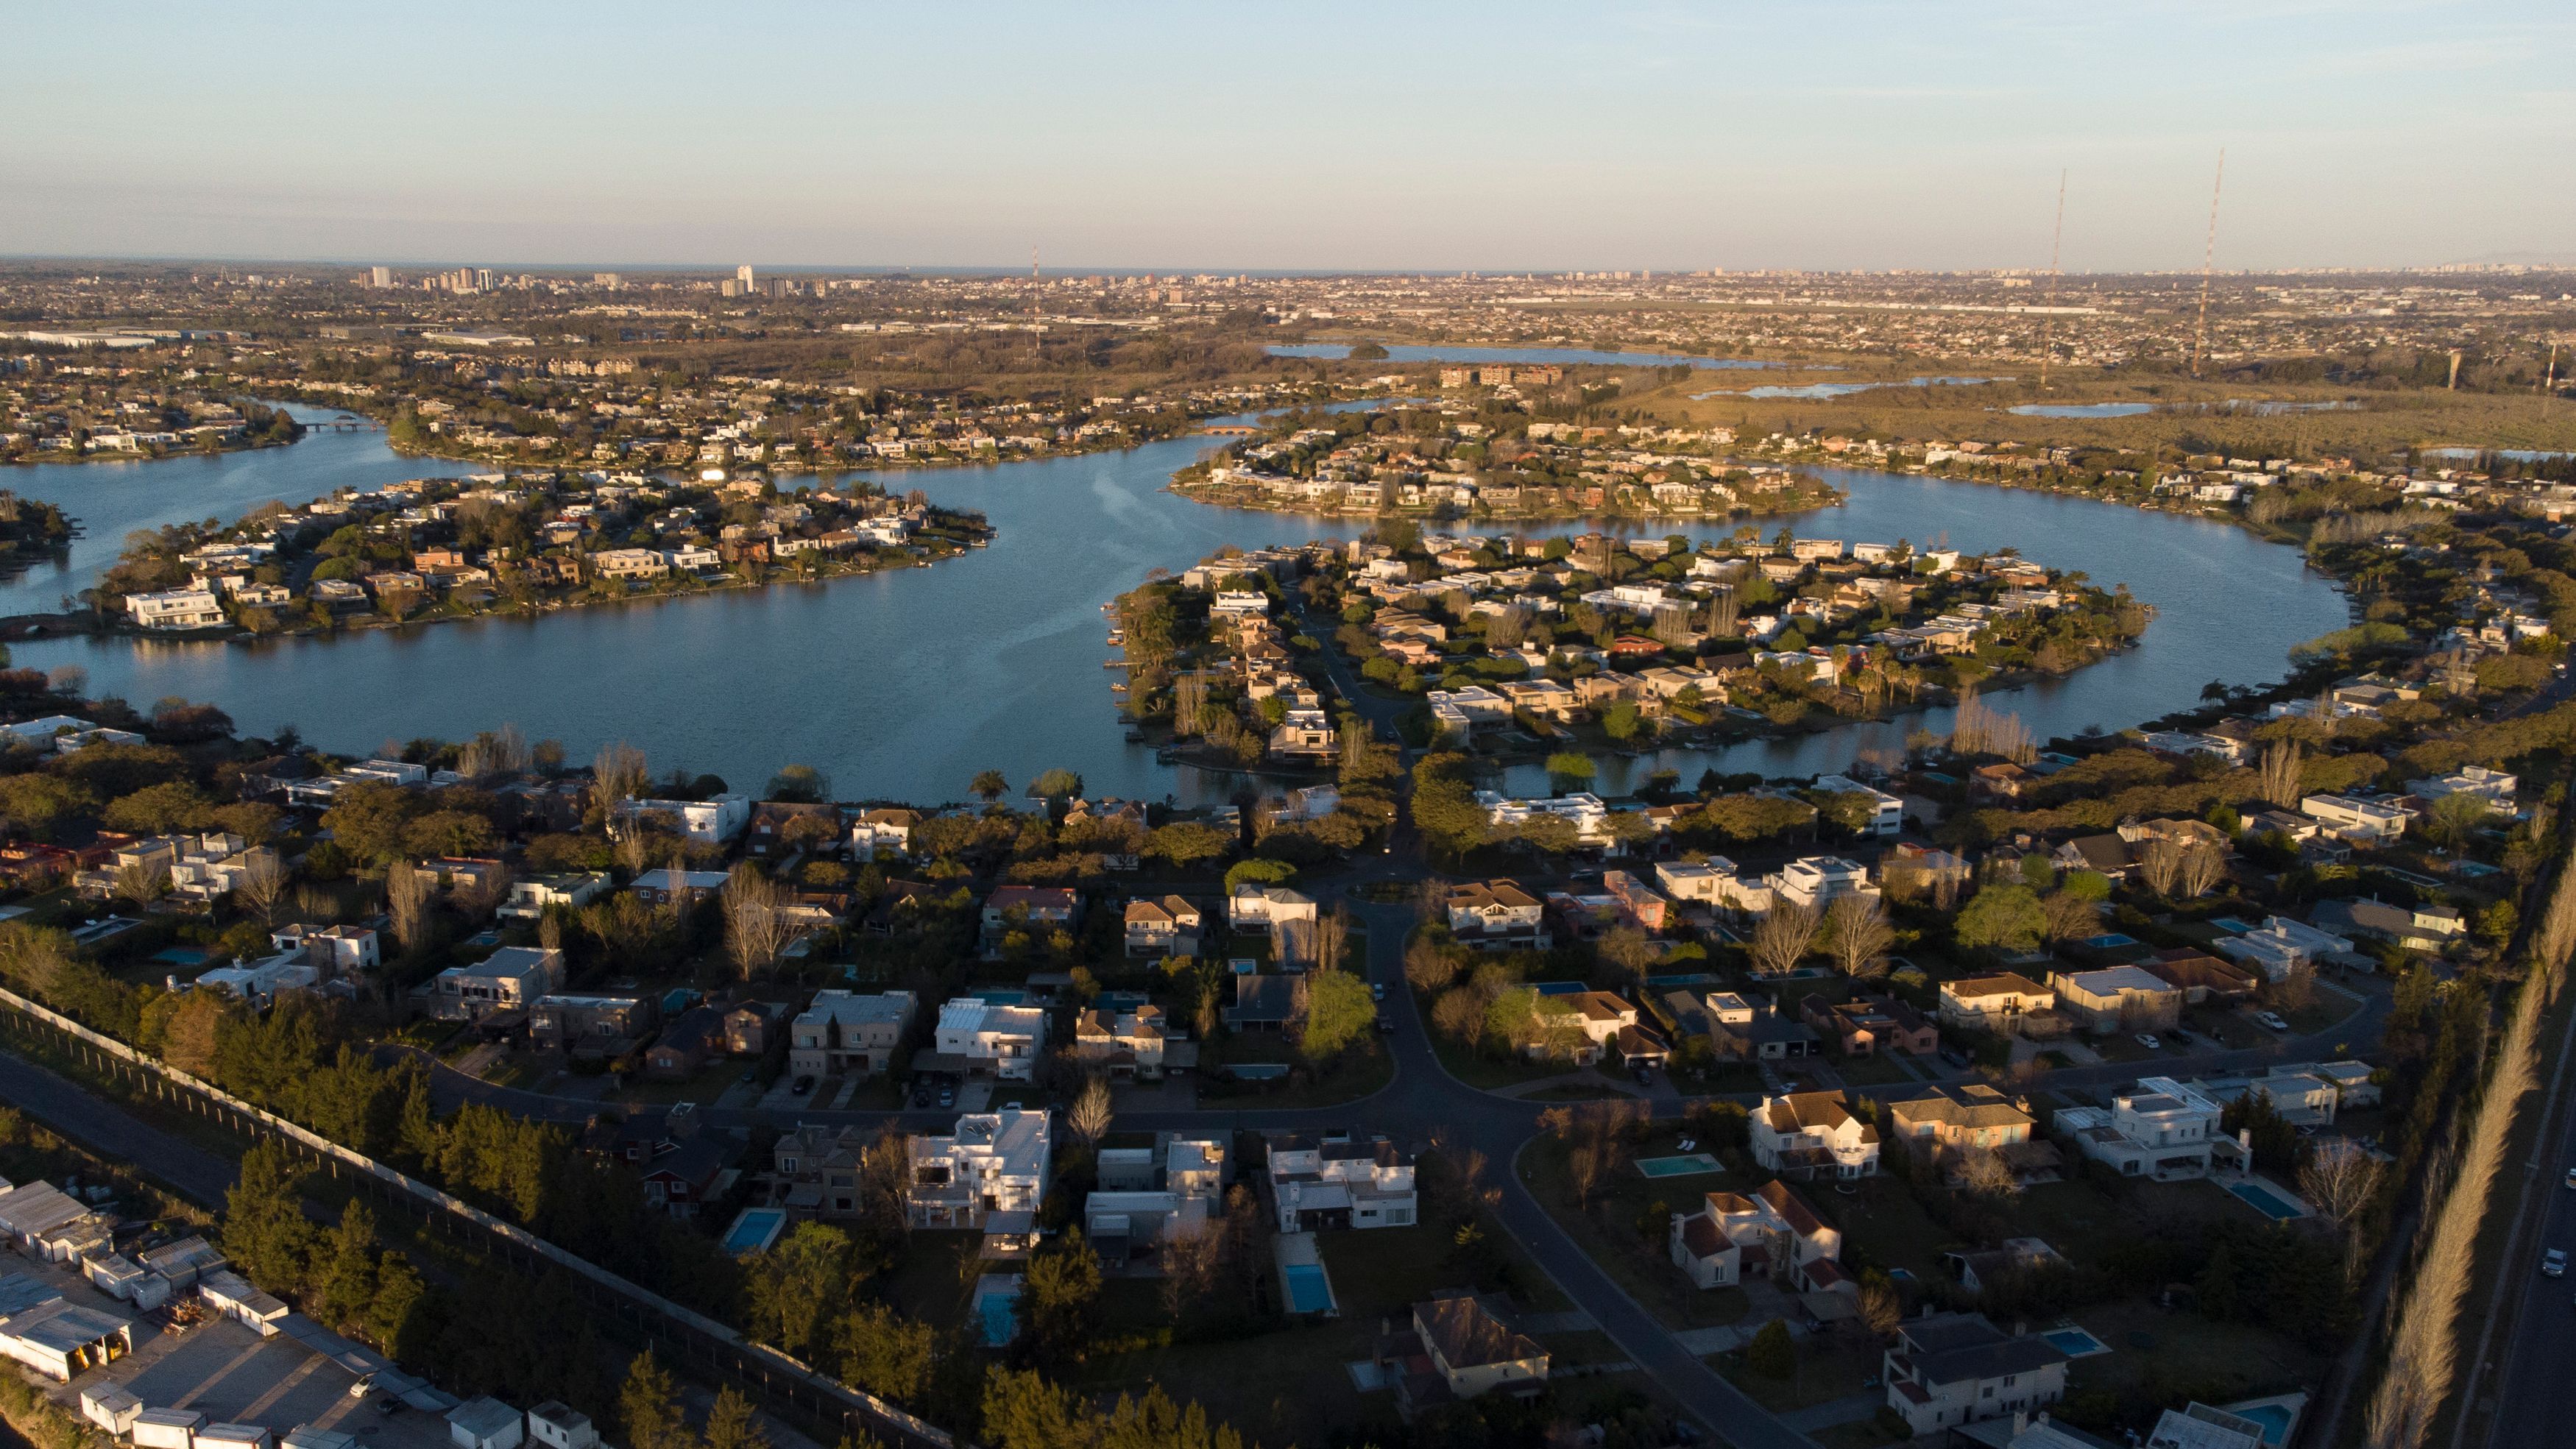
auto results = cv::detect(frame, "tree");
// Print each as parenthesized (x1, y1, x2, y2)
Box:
(1747, 1317, 1795, 1378)
(765, 764, 830, 804)
(589, 741, 648, 823)
(2178, 840, 2228, 899)
(1301, 968, 1375, 1061)
(1748, 902, 1819, 976)
(832, 1304, 938, 1407)
(1858, 1274, 1902, 1336)
(386, 862, 434, 953)
(1598, 926, 1657, 987)
(971, 769, 1009, 804)
(1822, 893, 1893, 978)
(1144, 821, 1232, 867)
(1068, 1075, 1114, 1147)
(2040, 890, 2099, 945)
(2427, 790, 2495, 848)
(116, 858, 171, 909)
(723, 863, 792, 979)
(1029, 768, 1083, 802)
(321, 781, 421, 868)
(703, 1388, 767, 1449)
(743, 1222, 855, 1362)
(2300, 1138, 2385, 1279)
(315, 1200, 382, 1332)
(237, 849, 288, 925)
(223, 1138, 314, 1292)
(618, 1351, 689, 1449)
(2137, 837, 2182, 898)
(1955, 1145, 2021, 1198)
(2258, 738, 2304, 807)
(1023, 1229, 1103, 1364)
(1953, 884, 2045, 954)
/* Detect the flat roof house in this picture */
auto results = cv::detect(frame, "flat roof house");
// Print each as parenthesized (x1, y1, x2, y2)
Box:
(2048, 966, 2184, 1033)
(429, 946, 563, 1021)
(934, 997, 1047, 1080)
(2052, 1075, 2222, 1181)
(906, 1109, 1051, 1231)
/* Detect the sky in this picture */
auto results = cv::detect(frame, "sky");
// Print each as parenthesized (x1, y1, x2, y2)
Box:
(6, 1, 2572, 272)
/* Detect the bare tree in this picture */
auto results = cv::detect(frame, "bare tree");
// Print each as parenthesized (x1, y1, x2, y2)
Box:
(386, 862, 434, 952)
(1955, 1145, 2022, 1198)
(237, 850, 288, 925)
(2299, 1138, 2385, 1280)
(1598, 924, 1658, 986)
(589, 740, 648, 822)
(1748, 901, 1820, 976)
(1068, 1074, 1114, 1147)
(2258, 738, 2304, 808)
(1822, 893, 1894, 978)
(2041, 890, 2099, 945)
(2137, 837, 2183, 898)
(115, 860, 171, 910)
(2178, 840, 2228, 899)
(538, 910, 564, 953)
(1314, 907, 1351, 977)
(1858, 1276, 1902, 1336)
(723, 864, 791, 980)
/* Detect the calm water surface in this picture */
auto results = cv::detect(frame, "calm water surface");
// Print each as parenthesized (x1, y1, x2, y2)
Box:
(1269, 343, 1777, 370)
(9, 423, 2346, 806)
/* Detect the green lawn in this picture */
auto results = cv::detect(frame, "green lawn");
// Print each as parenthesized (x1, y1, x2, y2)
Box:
(2065, 1297, 2326, 1407)
(1202, 1035, 1394, 1109)
(1720, 1327, 1886, 1413)
(1423, 1013, 1590, 1088)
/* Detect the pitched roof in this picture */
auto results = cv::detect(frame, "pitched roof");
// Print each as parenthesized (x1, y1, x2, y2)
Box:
(1415, 1292, 1545, 1370)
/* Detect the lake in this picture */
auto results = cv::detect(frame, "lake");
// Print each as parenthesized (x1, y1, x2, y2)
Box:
(1699, 375, 2009, 401)
(6, 417, 2348, 807)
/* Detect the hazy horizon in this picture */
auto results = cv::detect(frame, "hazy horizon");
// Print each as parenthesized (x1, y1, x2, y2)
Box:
(8, 1, 2572, 272)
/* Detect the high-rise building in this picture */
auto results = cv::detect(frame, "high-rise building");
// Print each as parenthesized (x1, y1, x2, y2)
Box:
(473, 268, 495, 291)
(369, 265, 393, 288)
(737, 263, 755, 287)
(592, 272, 621, 288)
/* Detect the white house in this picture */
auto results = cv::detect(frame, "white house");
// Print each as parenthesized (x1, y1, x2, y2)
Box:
(2406, 765, 2516, 807)
(1668, 1179, 1843, 1291)
(428, 946, 563, 1021)
(1264, 1130, 1418, 1230)
(1750, 1092, 1881, 1180)
(1881, 1312, 2070, 1436)
(1445, 879, 1549, 950)
(2299, 793, 2411, 845)
(124, 588, 227, 630)
(498, 873, 610, 919)
(1811, 775, 1905, 837)
(2051, 1076, 2221, 1180)
(618, 793, 750, 844)
(2214, 915, 2354, 981)
(1764, 856, 1878, 913)
(934, 997, 1047, 1080)
(905, 1108, 1051, 1230)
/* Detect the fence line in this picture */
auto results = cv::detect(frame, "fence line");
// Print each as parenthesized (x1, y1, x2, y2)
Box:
(0, 985, 956, 1449)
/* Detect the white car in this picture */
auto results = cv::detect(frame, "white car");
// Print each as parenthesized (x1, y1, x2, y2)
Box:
(2545, 1249, 2568, 1278)
(2255, 1011, 2291, 1032)
(2135, 1033, 2162, 1050)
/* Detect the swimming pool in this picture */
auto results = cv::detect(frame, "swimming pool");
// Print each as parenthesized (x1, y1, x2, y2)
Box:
(2208, 917, 2254, 934)
(720, 1208, 786, 1256)
(974, 989, 1027, 1005)
(1532, 981, 1593, 996)
(1283, 1263, 1334, 1314)
(2080, 933, 2138, 950)
(2039, 1327, 2111, 1357)
(2229, 1405, 2293, 1445)
(2228, 1181, 2307, 1221)
(1635, 1153, 1723, 1179)
(973, 1278, 1022, 1346)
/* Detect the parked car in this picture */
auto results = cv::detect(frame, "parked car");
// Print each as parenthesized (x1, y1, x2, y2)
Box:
(1370, 982, 1386, 1002)
(936, 1085, 956, 1107)
(790, 1075, 814, 1095)
(350, 1375, 376, 1400)
(1377, 1015, 1395, 1034)
(1939, 1048, 1971, 1069)
(2255, 1010, 2291, 1032)
(2134, 1034, 2161, 1050)
(2544, 1248, 2567, 1278)
(910, 1087, 931, 1108)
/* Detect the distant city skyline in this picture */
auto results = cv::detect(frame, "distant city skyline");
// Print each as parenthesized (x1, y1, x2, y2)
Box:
(7, 1, 2570, 272)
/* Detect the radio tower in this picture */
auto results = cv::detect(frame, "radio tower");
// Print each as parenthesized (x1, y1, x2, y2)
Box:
(2189, 149, 2226, 380)
(2038, 169, 2067, 390)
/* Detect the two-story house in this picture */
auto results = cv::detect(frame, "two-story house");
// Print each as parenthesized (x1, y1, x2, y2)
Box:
(788, 990, 917, 1078)
(1750, 1091, 1881, 1180)
(428, 946, 562, 1022)
(1264, 1130, 1418, 1230)
(934, 996, 1047, 1081)
(1881, 1312, 2070, 1436)
(905, 1108, 1052, 1230)
(1938, 972, 2055, 1033)
(1668, 1179, 1844, 1292)
(2050, 1076, 2222, 1180)
(1446, 880, 1549, 952)
(1380, 1291, 1549, 1421)
(1122, 896, 1204, 958)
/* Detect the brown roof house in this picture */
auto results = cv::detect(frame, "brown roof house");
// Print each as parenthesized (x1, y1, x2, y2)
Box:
(1669, 1179, 1844, 1291)
(1751, 1091, 1880, 1181)
(1376, 1290, 1549, 1421)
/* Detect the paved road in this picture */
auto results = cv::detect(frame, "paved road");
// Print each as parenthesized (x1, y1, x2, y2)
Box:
(0, 1047, 241, 1203)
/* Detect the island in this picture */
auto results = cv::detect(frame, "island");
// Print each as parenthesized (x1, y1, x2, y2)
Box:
(83, 468, 990, 637)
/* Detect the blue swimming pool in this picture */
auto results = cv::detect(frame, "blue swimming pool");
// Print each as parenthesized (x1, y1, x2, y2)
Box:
(1284, 1263, 1333, 1314)
(2229, 1181, 2307, 1221)
(2039, 1327, 2111, 1357)
(974, 1282, 1022, 1346)
(2229, 1404, 2293, 1446)
(1635, 1153, 1723, 1179)
(2080, 933, 2138, 950)
(720, 1208, 786, 1255)
(1532, 981, 1593, 996)
(2209, 917, 2255, 934)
